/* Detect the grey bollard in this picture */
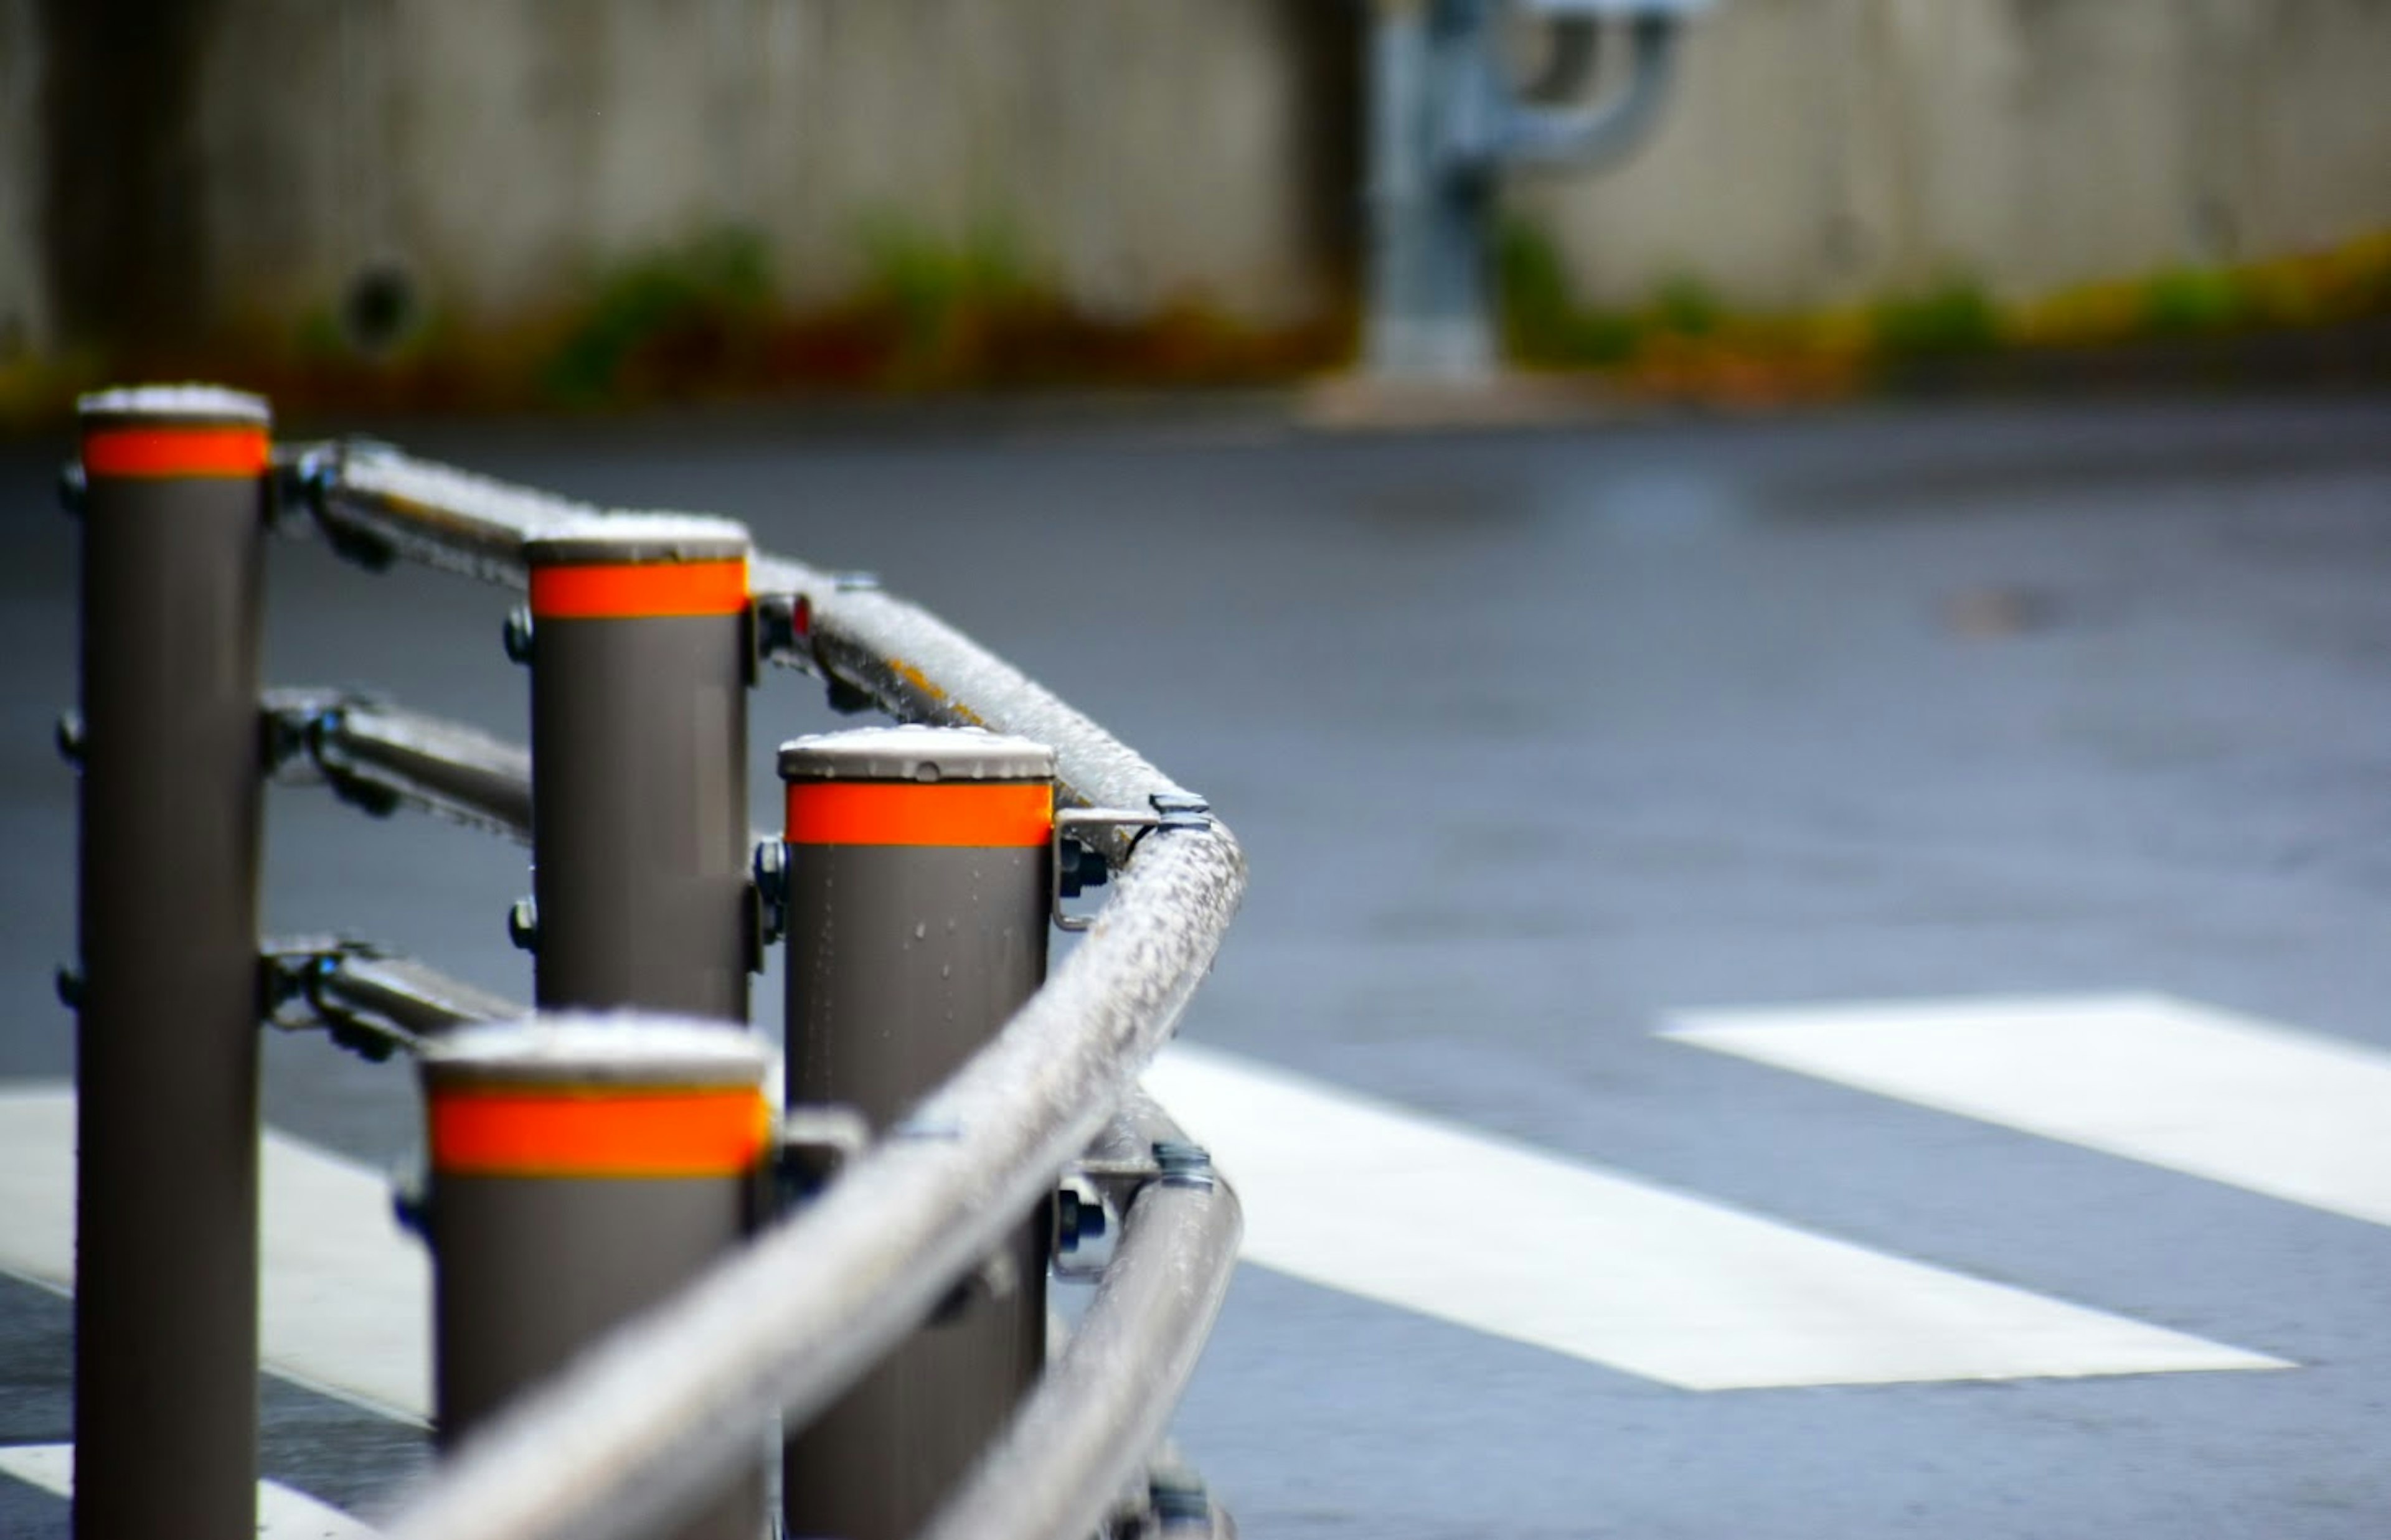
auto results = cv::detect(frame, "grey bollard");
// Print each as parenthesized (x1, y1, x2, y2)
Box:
(521, 515, 752, 1021)
(421, 1016, 773, 1540)
(70, 385, 271, 1540)
(780, 725, 1056, 1540)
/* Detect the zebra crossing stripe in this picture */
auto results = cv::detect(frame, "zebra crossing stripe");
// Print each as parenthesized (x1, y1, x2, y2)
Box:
(1143, 1045, 2285, 1390)
(0, 1084, 430, 1422)
(1667, 993, 2391, 1229)
(0, 1444, 379, 1537)
(0, 1061, 2285, 1404)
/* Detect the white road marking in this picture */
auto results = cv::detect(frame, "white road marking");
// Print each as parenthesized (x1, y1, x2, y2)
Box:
(0, 1085, 430, 1422)
(0, 1058, 2285, 1404)
(1144, 1044, 2285, 1389)
(0, 1443, 379, 1538)
(1667, 993, 2391, 1230)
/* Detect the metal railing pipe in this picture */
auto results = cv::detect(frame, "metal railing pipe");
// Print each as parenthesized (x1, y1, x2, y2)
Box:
(378, 819, 1243, 1540)
(312, 952, 524, 1042)
(920, 1101, 1243, 1540)
(753, 556, 1192, 853)
(290, 441, 597, 585)
(282, 441, 1250, 1539)
(284, 446, 1186, 835)
(304, 699, 533, 842)
(1493, 14, 1685, 170)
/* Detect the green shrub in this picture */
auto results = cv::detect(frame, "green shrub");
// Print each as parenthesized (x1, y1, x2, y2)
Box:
(543, 228, 773, 404)
(1872, 279, 2002, 357)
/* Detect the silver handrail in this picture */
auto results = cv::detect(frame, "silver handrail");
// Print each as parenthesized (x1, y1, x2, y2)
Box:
(920, 1092, 1242, 1540)
(280, 440, 1248, 1540)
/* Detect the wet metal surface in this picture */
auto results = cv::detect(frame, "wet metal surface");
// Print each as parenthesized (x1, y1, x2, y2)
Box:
(4, 396, 2391, 1535)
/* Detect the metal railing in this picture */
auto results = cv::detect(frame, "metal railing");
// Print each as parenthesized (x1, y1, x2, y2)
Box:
(64, 392, 1246, 1540)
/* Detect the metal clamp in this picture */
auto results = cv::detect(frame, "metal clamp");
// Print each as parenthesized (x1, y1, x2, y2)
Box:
(752, 592, 812, 672)
(748, 837, 788, 970)
(773, 1105, 871, 1212)
(1055, 1136, 1215, 1285)
(259, 936, 422, 1062)
(1050, 792, 1212, 933)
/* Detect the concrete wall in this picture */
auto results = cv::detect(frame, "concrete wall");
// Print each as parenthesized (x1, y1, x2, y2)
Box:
(7, 0, 1342, 359)
(1, 0, 2387, 365)
(185, 0, 1335, 333)
(1518, 0, 2391, 311)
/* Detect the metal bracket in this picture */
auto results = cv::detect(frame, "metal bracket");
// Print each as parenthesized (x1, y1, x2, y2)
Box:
(259, 936, 422, 1062)
(773, 1105, 872, 1212)
(1054, 1137, 1215, 1284)
(752, 592, 813, 674)
(1052, 808, 1146, 932)
(1050, 792, 1213, 933)
(748, 837, 788, 972)
(262, 688, 405, 819)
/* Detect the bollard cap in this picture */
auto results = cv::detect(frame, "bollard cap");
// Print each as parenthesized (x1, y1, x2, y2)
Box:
(525, 514, 750, 618)
(524, 512, 750, 568)
(420, 1012, 771, 1091)
(778, 724, 1055, 785)
(78, 385, 271, 480)
(419, 1014, 773, 1180)
(77, 383, 270, 429)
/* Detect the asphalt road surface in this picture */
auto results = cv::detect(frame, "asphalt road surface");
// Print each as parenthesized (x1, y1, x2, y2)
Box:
(3, 392, 2390, 1538)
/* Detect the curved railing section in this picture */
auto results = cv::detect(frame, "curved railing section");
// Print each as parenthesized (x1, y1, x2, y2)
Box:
(268, 439, 1249, 1540)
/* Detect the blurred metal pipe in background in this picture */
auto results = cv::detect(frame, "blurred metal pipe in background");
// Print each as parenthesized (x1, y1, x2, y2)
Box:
(1363, 0, 1702, 380)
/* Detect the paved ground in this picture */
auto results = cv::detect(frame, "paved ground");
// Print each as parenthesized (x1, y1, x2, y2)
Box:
(4, 393, 2390, 1536)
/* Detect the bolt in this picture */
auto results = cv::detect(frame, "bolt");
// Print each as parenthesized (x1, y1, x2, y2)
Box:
(506, 897, 539, 952)
(750, 837, 789, 956)
(501, 605, 535, 665)
(752, 838, 787, 901)
(54, 965, 83, 1012)
(56, 462, 85, 518)
(390, 1162, 429, 1239)
(1055, 1186, 1108, 1255)
(1149, 1473, 1211, 1528)
(1057, 834, 1110, 899)
(750, 839, 789, 954)
(54, 710, 83, 766)
(1153, 1140, 1215, 1189)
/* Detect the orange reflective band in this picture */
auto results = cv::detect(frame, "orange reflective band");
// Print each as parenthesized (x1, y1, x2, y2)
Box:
(429, 1086, 771, 1178)
(787, 781, 1053, 848)
(529, 559, 749, 619)
(82, 426, 270, 480)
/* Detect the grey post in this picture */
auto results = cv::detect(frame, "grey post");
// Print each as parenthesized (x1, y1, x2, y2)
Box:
(520, 515, 752, 1021)
(420, 1017, 773, 1540)
(780, 726, 1057, 1540)
(1365, 0, 1702, 379)
(69, 385, 272, 1540)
